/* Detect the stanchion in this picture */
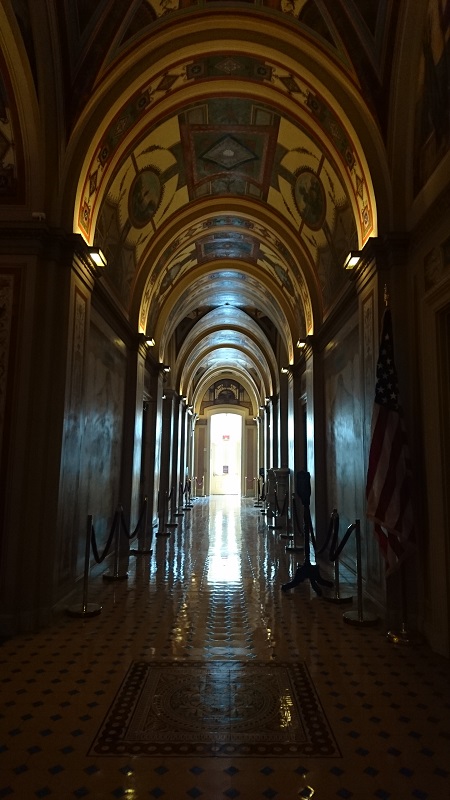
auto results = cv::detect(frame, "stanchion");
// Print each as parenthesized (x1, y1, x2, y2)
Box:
(279, 493, 293, 539)
(156, 491, 171, 536)
(343, 520, 378, 626)
(260, 486, 267, 514)
(323, 510, 352, 604)
(184, 479, 193, 509)
(254, 476, 263, 507)
(174, 482, 184, 517)
(103, 505, 129, 580)
(268, 487, 283, 530)
(67, 515, 102, 618)
(285, 495, 304, 553)
(166, 486, 178, 528)
(281, 471, 333, 596)
(130, 496, 153, 556)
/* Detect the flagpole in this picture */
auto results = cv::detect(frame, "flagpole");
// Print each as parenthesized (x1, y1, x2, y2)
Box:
(386, 561, 421, 645)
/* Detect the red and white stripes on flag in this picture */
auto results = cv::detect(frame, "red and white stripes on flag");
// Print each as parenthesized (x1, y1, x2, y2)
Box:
(365, 307, 415, 575)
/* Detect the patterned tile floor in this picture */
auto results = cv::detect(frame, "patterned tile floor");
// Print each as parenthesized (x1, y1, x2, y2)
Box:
(1, 496, 449, 799)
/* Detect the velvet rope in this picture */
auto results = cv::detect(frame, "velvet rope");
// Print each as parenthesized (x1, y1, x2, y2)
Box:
(329, 521, 356, 562)
(316, 510, 339, 555)
(91, 510, 119, 564)
(120, 496, 148, 541)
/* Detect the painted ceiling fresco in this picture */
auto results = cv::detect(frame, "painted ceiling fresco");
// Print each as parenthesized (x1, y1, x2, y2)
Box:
(93, 92, 359, 329)
(51, 0, 397, 135)
(3, 0, 401, 405)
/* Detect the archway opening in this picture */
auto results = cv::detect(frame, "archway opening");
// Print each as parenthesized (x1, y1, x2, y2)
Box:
(209, 413, 242, 495)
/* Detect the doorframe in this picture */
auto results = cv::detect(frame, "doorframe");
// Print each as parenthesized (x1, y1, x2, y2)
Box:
(204, 406, 248, 496)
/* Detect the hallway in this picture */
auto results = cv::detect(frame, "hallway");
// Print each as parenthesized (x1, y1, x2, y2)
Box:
(1, 497, 449, 799)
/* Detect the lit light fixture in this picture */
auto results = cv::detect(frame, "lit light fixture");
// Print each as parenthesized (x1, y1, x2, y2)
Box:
(296, 339, 307, 349)
(160, 364, 170, 373)
(182, 396, 188, 403)
(89, 248, 107, 268)
(281, 366, 291, 374)
(343, 250, 361, 270)
(145, 337, 155, 347)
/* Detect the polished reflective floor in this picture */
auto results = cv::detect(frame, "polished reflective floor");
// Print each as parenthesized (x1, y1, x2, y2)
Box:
(1, 496, 449, 798)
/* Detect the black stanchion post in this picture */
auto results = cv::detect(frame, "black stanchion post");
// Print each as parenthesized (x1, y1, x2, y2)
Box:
(130, 496, 153, 556)
(166, 486, 178, 528)
(343, 520, 378, 626)
(103, 506, 129, 580)
(268, 486, 282, 530)
(175, 482, 184, 517)
(157, 491, 170, 536)
(67, 515, 102, 618)
(184, 478, 193, 509)
(280, 492, 293, 539)
(324, 512, 353, 604)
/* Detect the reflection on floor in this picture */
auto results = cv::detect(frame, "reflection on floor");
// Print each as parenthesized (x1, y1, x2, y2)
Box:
(1, 496, 449, 799)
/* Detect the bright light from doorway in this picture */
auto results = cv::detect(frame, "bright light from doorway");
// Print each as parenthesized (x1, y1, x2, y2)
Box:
(209, 413, 242, 495)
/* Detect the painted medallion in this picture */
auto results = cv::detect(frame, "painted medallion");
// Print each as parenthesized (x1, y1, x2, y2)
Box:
(293, 168, 326, 230)
(128, 169, 161, 228)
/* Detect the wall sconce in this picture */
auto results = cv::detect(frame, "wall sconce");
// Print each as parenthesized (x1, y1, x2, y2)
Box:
(145, 337, 155, 347)
(182, 396, 188, 403)
(296, 339, 307, 349)
(160, 364, 170, 373)
(343, 250, 361, 270)
(281, 366, 291, 374)
(89, 248, 107, 268)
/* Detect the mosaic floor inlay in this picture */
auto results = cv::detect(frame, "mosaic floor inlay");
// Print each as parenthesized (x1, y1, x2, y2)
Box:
(89, 660, 341, 758)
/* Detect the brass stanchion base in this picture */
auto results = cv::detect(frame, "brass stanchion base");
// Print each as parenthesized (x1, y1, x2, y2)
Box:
(343, 609, 378, 626)
(103, 572, 128, 581)
(387, 628, 422, 646)
(66, 603, 102, 618)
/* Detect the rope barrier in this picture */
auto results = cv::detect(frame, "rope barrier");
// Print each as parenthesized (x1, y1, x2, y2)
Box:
(166, 485, 179, 528)
(319, 510, 352, 604)
(120, 497, 147, 541)
(129, 496, 153, 556)
(157, 490, 171, 536)
(66, 515, 102, 618)
(342, 520, 378, 626)
(66, 494, 149, 618)
(91, 509, 120, 564)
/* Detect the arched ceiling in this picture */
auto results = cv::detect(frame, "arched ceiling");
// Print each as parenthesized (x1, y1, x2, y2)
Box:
(2, 0, 401, 409)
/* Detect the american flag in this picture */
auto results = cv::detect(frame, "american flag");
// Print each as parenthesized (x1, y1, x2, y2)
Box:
(365, 307, 415, 574)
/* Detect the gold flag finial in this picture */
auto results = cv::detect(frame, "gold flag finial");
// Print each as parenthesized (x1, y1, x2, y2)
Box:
(384, 284, 390, 308)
